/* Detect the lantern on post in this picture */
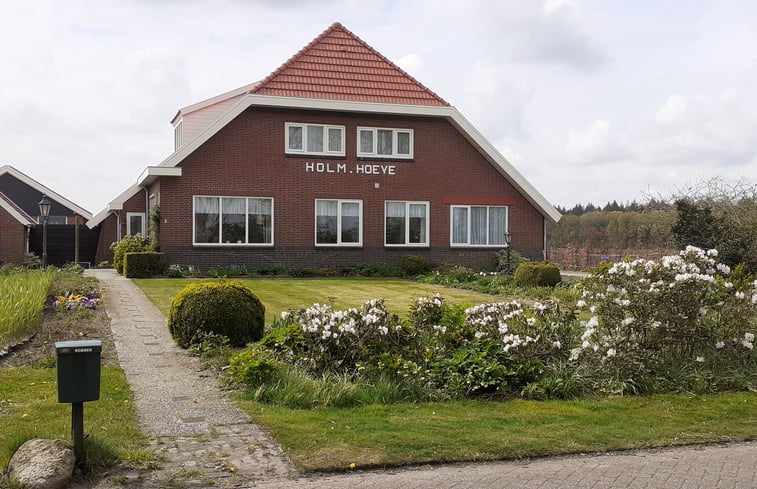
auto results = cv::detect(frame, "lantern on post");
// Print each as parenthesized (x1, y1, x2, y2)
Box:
(504, 231, 513, 274)
(38, 195, 52, 268)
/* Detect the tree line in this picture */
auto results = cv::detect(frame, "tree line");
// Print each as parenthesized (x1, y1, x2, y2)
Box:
(548, 178, 757, 273)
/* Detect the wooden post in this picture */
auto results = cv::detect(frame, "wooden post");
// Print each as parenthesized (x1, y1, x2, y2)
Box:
(72, 402, 84, 463)
(74, 214, 80, 265)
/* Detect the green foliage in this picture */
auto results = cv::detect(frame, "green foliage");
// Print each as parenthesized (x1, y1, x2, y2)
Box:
(110, 234, 151, 275)
(575, 246, 757, 395)
(497, 248, 529, 272)
(148, 205, 160, 251)
(0, 269, 55, 349)
(21, 253, 42, 269)
(400, 255, 432, 276)
(548, 209, 677, 250)
(168, 281, 265, 348)
(123, 252, 166, 278)
(513, 262, 562, 288)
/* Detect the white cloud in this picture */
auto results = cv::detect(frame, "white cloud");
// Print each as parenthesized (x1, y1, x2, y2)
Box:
(655, 95, 688, 125)
(566, 119, 629, 165)
(395, 54, 425, 77)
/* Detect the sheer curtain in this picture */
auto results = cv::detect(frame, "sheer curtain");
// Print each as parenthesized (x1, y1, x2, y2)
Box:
(195, 196, 219, 243)
(488, 207, 507, 245)
(470, 207, 487, 245)
(452, 207, 468, 244)
(409, 203, 427, 244)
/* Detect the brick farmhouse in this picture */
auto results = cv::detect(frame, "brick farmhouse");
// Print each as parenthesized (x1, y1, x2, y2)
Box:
(87, 23, 560, 271)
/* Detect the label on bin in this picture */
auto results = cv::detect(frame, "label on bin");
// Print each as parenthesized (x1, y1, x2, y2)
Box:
(74, 348, 93, 353)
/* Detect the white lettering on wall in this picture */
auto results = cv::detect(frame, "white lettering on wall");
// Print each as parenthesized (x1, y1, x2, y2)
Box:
(304, 162, 397, 176)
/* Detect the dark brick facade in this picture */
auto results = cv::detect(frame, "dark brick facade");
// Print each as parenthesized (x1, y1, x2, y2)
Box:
(105, 106, 548, 271)
(0, 207, 27, 265)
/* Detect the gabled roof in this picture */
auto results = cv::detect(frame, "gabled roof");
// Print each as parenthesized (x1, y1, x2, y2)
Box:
(88, 23, 560, 227)
(0, 165, 91, 219)
(0, 191, 36, 226)
(251, 22, 448, 106)
(170, 81, 260, 125)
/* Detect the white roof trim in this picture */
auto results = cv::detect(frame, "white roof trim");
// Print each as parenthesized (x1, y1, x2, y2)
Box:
(170, 81, 261, 125)
(0, 165, 92, 219)
(94, 94, 561, 227)
(160, 94, 561, 223)
(0, 195, 35, 226)
(86, 183, 141, 228)
(138, 166, 182, 187)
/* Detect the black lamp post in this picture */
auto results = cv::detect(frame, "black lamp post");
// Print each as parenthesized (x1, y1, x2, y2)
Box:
(504, 231, 513, 274)
(38, 195, 51, 268)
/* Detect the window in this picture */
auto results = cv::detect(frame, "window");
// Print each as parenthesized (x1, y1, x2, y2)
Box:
(285, 123, 345, 156)
(315, 199, 362, 246)
(174, 120, 183, 150)
(450, 205, 508, 247)
(126, 212, 146, 236)
(385, 201, 429, 246)
(357, 127, 413, 158)
(194, 196, 273, 245)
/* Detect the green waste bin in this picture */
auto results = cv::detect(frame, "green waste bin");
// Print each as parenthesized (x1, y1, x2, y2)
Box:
(55, 340, 102, 403)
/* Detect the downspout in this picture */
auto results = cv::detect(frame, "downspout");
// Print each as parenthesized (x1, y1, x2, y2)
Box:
(112, 211, 121, 242)
(143, 186, 149, 236)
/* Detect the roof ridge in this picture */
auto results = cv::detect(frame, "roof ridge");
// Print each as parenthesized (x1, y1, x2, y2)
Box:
(251, 22, 448, 106)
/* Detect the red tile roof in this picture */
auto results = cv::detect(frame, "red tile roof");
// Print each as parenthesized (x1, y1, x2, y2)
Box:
(252, 23, 448, 106)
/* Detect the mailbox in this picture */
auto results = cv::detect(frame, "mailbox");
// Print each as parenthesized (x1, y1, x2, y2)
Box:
(55, 340, 102, 403)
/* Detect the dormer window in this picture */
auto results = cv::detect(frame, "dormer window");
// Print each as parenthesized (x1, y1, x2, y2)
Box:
(174, 120, 184, 151)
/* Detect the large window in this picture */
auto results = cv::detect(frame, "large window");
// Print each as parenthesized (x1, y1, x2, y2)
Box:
(357, 127, 413, 158)
(126, 212, 146, 236)
(385, 201, 428, 246)
(315, 199, 362, 246)
(285, 123, 345, 156)
(194, 196, 273, 245)
(450, 205, 508, 247)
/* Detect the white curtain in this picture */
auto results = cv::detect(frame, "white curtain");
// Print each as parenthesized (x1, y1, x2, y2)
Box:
(288, 126, 302, 150)
(360, 130, 373, 154)
(316, 200, 338, 217)
(377, 129, 392, 155)
(328, 128, 342, 152)
(307, 125, 323, 152)
(195, 196, 219, 214)
(452, 207, 468, 244)
(488, 207, 507, 245)
(223, 197, 246, 215)
(248, 198, 271, 215)
(386, 202, 405, 218)
(471, 207, 487, 245)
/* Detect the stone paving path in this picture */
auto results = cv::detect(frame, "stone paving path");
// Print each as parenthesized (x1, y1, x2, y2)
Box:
(77, 269, 756, 489)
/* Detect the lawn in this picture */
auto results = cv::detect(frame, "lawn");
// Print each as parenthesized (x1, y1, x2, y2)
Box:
(134, 277, 501, 323)
(241, 392, 757, 471)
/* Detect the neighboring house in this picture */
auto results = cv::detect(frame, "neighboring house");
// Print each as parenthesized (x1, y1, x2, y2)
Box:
(88, 23, 560, 270)
(0, 165, 95, 266)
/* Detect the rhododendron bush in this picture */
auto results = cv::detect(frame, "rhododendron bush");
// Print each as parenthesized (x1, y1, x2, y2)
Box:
(229, 246, 756, 400)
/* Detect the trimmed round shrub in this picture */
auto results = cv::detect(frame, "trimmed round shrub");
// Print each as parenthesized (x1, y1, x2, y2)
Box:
(168, 281, 265, 348)
(513, 262, 562, 288)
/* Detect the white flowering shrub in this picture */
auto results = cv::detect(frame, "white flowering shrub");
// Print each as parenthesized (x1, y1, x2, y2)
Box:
(279, 298, 403, 374)
(575, 246, 757, 394)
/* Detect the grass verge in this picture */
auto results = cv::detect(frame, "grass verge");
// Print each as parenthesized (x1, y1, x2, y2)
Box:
(0, 366, 147, 472)
(238, 392, 757, 472)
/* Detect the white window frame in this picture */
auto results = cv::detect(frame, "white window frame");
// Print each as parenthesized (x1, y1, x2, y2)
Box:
(449, 205, 509, 247)
(192, 195, 274, 246)
(357, 127, 413, 159)
(384, 201, 429, 247)
(126, 212, 146, 236)
(314, 199, 363, 247)
(285, 123, 345, 156)
(174, 120, 183, 150)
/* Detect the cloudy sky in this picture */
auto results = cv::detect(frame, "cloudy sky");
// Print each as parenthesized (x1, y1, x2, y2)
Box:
(2, 0, 756, 215)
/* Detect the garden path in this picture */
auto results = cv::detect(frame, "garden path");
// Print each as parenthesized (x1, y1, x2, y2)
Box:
(73, 269, 756, 489)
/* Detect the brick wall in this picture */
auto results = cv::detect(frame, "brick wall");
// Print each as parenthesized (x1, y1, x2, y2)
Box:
(150, 106, 548, 270)
(0, 208, 27, 265)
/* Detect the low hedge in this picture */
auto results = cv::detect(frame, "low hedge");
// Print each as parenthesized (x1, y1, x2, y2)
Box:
(123, 252, 167, 278)
(513, 262, 562, 287)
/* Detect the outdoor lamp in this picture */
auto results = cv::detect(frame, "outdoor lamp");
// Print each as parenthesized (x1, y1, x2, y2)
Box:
(504, 231, 513, 274)
(38, 195, 51, 268)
